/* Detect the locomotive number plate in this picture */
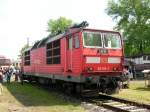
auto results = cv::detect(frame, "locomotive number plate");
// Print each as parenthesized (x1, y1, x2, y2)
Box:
(97, 66, 109, 71)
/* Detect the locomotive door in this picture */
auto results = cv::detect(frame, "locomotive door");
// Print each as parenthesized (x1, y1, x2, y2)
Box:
(66, 36, 73, 72)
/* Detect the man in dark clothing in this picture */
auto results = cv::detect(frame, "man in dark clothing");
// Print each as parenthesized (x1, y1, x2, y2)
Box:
(19, 70, 24, 85)
(7, 68, 12, 83)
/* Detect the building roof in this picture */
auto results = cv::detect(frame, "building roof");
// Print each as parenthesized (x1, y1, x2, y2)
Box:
(0, 55, 6, 59)
(0, 55, 11, 66)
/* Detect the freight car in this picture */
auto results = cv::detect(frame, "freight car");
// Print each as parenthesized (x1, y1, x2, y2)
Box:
(22, 22, 124, 94)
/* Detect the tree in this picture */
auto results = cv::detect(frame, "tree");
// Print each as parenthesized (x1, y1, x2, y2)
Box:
(106, 0, 150, 57)
(19, 44, 30, 57)
(47, 17, 73, 36)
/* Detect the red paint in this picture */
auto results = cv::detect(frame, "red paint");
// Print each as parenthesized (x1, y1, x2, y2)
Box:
(23, 28, 124, 80)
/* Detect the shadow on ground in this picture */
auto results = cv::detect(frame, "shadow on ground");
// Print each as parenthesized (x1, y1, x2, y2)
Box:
(134, 87, 150, 91)
(4, 82, 80, 107)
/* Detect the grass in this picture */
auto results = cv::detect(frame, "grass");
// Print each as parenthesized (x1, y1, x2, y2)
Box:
(113, 80, 150, 104)
(0, 82, 85, 112)
(1, 80, 149, 112)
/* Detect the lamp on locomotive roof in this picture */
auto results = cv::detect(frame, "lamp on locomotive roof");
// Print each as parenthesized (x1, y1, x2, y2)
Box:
(70, 21, 89, 29)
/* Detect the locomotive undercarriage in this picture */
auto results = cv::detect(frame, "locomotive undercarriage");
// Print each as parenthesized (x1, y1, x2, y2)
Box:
(23, 73, 121, 95)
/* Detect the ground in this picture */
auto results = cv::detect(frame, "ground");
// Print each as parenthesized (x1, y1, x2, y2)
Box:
(113, 80, 150, 104)
(0, 82, 85, 112)
(0, 80, 150, 112)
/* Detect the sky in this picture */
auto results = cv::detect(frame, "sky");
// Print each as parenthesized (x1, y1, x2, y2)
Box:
(0, 0, 116, 60)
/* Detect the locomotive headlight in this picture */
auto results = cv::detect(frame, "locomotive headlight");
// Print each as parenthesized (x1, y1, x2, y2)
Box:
(108, 57, 120, 63)
(113, 67, 117, 71)
(89, 67, 93, 71)
(86, 67, 94, 71)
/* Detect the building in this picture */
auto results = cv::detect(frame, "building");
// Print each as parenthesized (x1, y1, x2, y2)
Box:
(126, 54, 150, 79)
(0, 55, 11, 68)
(131, 55, 150, 64)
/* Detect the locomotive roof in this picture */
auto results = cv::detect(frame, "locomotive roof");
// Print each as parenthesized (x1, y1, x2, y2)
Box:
(46, 28, 82, 43)
(31, 41, 40, 49)
(46, 33, 65, 44)
(25, 21, 121, 51)
(31, 36, 50, 50)
(23, 47, 32, 52)
(30, 28, 120, 50)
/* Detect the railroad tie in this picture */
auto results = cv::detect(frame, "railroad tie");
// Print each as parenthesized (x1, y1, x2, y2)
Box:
(130, 108, 149, 112)
(103, 101, 120, 105)
(119, 106, 136, 110)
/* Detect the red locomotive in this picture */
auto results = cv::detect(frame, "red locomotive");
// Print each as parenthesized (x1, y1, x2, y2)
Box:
(22, 22, 124, 94)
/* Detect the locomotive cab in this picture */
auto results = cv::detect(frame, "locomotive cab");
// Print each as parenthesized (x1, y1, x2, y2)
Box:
(80, 29, 124, 93)
(82, 29, 123, 74)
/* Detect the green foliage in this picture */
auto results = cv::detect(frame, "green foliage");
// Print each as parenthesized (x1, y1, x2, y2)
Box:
(106, 0, 150, 57)
(20, 44, 30, 56)
(47, 17, 73, 36)
(113, 81, 150, 104)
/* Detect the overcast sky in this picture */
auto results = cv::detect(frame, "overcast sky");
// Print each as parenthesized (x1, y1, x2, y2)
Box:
(0, 0, 116, 60)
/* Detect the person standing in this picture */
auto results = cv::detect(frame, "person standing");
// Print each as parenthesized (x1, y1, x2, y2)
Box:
(7, 68, 12, 83)
(0, 67, 3, 95)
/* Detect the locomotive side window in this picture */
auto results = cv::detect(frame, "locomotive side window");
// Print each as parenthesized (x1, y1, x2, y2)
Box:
(24, 50, 30, 66)
(46, 42, 52, 64)
(53, 40, 60, 64)
(46, 39, 61, 64)
(68, 37, 72, 49)
(74, 36, 80, 48)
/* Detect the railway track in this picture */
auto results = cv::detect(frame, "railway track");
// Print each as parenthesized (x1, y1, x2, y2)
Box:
(82, 91, 150, 112)
(30, 83, 150, 112)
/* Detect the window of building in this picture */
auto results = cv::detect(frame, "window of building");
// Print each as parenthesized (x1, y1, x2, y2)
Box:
(74, 36, 80, 48)
(143, 56, 147, 60)
(46, 39, 61, 64)
(24, 50, 30, 66)
(147, 56, 150, 60)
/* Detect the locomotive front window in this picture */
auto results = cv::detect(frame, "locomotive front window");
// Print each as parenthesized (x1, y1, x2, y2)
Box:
(83, 31, 102, 48)
(104, 33, 121, 48)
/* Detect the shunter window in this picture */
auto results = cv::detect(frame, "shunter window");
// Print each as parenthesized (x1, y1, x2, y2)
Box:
(24, 50, 30, 66)
(46, 39, 61, 64)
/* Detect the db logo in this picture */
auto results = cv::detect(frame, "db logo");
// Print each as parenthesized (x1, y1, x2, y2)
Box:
(101, 58, 108, 63)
